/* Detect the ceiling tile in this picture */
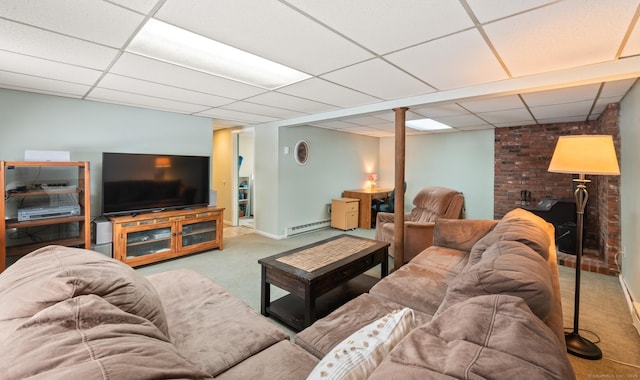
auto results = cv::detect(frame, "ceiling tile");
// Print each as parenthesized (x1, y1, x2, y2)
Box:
(0, 19, 118, 69)
(197, 108, 278, 124)
(221, 101, 308, 119)
(432, 114, 487, 128)
(529, 99, 595, 120)
(371, 110, 425, 122)
(110, 53, 267, 99)
(339, 115, 390, 126)
(108, 0, 162, 14)
(0, 0, 144, 48)
(593, 96, 623, 114)
(277, 78, 380, 107)
(97, 74, 236, 107)
(0, 50, 102, 85)
(485, 0, 640, 77)
(87, 88, 210, 114)
(310, 120, 362, 129)
(600, 78, 637, 98)
(155, 0, 373, 75)
(476, 108, 534, 124)
(410, 103, 469, 118)
(458, 95, 525, 112)
(386, 29, 508, 90)
(321, 59, 435, 100)
(466, 0, 556, 23)
(246, 91, 338, 114)
(621, 17, 640, 58)
(283, 0, 472, 54)
(521, 84, 601, 107)
(0, 71, 90, 97)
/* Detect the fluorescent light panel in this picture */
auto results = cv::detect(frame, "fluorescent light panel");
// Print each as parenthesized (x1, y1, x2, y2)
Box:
(128, 19, 311, 90)
(406, 118, 452, 131)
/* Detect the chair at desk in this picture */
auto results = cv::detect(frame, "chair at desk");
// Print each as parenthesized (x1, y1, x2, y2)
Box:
(371, 182, 406, 227)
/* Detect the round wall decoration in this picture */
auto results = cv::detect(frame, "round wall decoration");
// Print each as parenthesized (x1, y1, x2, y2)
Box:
(294, 140, 309, 165)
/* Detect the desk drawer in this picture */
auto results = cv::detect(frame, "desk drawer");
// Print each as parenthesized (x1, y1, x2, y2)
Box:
(346, 211, 358, 228)
(344, 202, 358, 212)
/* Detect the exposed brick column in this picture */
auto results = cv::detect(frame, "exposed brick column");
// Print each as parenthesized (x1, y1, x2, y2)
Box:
(494, 104, 621, 275)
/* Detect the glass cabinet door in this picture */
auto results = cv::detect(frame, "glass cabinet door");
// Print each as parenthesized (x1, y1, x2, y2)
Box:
(180, 219, 217, 249)
(125, 225, 173, 258)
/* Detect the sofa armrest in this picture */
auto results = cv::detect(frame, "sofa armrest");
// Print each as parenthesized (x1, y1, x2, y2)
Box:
(403, 222, 436, 263)
(433, 219, 498, 252)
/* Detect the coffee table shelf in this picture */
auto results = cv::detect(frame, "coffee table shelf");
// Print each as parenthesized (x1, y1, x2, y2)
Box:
(267, 274, 378, 331)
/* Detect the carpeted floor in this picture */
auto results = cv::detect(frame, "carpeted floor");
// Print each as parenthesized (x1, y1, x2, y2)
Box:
(559, 265, 640, 377)
(135, 227, 640, 378)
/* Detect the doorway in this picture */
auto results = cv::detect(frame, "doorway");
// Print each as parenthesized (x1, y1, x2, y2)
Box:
(234, 130, 255, 228)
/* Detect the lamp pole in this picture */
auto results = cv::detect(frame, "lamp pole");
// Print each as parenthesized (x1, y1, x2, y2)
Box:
(565, 173, 602, 360)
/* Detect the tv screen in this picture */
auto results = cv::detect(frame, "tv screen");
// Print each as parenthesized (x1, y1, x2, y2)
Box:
(102, 152, 210, 216)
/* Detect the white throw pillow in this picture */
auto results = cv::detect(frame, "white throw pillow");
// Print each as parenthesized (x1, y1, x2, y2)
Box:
(306, 308, 414, 380)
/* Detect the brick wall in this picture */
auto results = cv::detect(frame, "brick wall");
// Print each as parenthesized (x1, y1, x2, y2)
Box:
(494, 104, 621, 275)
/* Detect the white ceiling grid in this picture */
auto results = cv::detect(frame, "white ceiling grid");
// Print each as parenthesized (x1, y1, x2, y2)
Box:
(0, 0, 638, 135)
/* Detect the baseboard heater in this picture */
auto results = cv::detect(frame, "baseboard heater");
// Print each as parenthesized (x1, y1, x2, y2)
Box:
(286, 219, 330, 237)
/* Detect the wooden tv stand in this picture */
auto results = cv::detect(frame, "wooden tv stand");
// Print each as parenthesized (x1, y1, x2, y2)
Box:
(109, 206, 224, 267)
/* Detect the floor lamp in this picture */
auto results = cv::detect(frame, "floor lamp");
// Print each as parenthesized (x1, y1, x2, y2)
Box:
(548, 135, 620, 360)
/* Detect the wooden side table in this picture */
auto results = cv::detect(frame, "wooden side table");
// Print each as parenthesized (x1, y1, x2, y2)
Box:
(331, 198, 359, 230)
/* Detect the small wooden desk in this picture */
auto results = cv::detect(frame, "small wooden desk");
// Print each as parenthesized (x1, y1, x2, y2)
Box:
(342, 188, 392, 229)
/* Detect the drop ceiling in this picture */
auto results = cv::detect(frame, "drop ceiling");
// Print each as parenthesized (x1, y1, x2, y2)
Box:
(1, 0, 639, 137)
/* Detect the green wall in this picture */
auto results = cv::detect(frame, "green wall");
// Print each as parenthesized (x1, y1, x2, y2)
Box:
(0, 89, 213, 215)
(620, 82, 640, 305)
(379, 129, 495, 219)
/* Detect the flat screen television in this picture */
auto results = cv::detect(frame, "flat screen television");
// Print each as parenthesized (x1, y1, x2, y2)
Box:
(102, 152, 210, 216)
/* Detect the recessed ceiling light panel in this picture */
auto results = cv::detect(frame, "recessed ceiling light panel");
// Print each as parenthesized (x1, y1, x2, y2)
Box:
(405, 118, 452, 131)
(128, 19, 311, 90)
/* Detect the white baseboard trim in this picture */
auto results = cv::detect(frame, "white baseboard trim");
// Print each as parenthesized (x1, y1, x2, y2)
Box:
(619, 274, 640, 336)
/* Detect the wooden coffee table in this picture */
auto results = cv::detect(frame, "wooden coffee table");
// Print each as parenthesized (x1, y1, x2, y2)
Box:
(259, 234, 389, 331)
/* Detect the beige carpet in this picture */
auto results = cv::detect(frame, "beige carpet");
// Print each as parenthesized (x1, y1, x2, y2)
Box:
(559, 265, 640, 377)
(137, 228, 640, 378)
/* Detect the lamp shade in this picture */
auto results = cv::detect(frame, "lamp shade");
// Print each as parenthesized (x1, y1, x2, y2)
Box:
(548, 135, 620, 176)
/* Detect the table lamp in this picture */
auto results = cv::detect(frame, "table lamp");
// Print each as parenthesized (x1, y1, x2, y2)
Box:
(368, 173, 378, 190)
(548, 135, 620, 360)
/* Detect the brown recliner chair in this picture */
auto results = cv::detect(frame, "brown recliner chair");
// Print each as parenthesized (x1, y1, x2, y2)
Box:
(374, 186, 464, 264)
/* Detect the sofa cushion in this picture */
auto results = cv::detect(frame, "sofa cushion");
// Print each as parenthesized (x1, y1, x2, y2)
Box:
(216, 340, 319, 380)
(432, 219, 498, 252)
(410, 246, 469, 274)
(295, 293, 432, 359)
(369, 255, 463, 315)
(306, 308, 414, 380)
(0, 294, 211, 380)
(368, 295, 575, 380)
(437, 240, 554, 321)
(146, 268, 289, 377)
(0, 245, 169, 337)
(468, 208, 551, 267)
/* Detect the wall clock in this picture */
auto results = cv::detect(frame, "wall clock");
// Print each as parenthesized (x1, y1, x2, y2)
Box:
(294, 140, 309, 165)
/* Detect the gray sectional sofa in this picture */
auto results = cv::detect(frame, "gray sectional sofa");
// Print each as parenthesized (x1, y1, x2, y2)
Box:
(297, 208, 575, 379)
(0, 245, 317, 379)
(0, 208, 575, 379)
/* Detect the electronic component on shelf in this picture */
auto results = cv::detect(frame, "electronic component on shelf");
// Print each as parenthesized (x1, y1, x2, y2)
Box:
(17, 203, 81, 221)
